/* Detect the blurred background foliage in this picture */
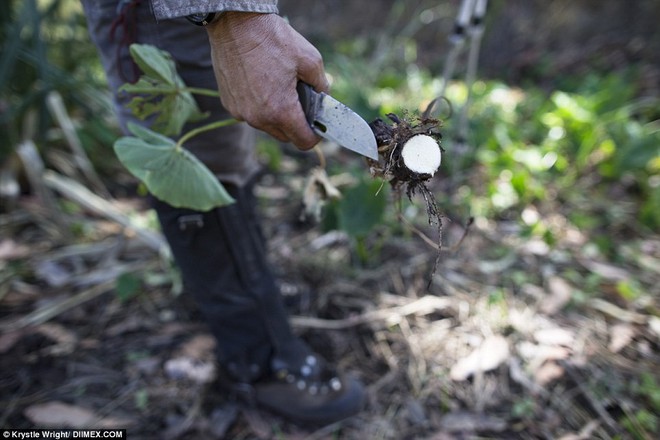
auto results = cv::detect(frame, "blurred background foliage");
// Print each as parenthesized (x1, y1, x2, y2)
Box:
(279, 0, 660, 248)
(1, 0, 659, 245)
(0, 0, 117, 177)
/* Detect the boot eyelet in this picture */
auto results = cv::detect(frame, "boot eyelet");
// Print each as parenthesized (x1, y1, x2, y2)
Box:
(286, 374, 295, 383)
(308, 384, 318, 395)
(330, 377, 342, 391)
(297, 380, 307, 390)
(301, 365, 312, 376)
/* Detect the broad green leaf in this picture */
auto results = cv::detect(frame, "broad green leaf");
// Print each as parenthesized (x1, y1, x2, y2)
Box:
(120, 44, 207, 136)
(337, 178, 388, 238)
(114, 123, 234, 211)
(129, 43, 178, 85)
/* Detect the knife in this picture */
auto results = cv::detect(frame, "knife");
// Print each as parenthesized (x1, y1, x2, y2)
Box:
(297, 82, 379, 160)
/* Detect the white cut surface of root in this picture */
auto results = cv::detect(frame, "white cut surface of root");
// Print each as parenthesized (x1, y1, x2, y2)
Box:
(401, 134, 442, 176)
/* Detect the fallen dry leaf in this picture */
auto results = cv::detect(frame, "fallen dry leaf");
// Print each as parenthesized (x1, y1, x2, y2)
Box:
(534, 361, 565, 385)
(540, 276, 573, 315)
(439, 411, 507, 433)
(450, 335, 510, 381)
(518, 341, 571, 374)
(25, 401, 96, 428)
(608, 323, 636, 353)
(300, 166, 342, 223)
(0, 323, 77, 355)
(557, 420, 600, 440)
(648, 316, 660, 339)
(0, 239, 31, 260)
(534, 327, 575, 346)
(178, 334, 216, 360)
(36, 322, 78, 355)
(164, 357, 216, 384)
(24, 401, 131, 428)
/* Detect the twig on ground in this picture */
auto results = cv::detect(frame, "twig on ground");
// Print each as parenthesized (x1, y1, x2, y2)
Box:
(162, 385, 205, 440)
(0, 260, 151, 332)
(560, 361, 622, 435)
(16, 140, 70, 237)
(46, 91, 111, 198)
(587, 298, 648, 324)
(43, 171, 167, 254)
(508, 357, 549, 398)
(0, 280, 115, 332)
(290, 295, 453, 330)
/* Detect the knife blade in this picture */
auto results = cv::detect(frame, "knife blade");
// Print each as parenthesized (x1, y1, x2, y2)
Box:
(297, 82, 379, 160)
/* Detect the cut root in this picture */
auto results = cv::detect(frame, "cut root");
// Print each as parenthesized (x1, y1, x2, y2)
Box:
(401, 134, 442, 177)
(368, 112, 443, 188)
(368, 112, 446, 286)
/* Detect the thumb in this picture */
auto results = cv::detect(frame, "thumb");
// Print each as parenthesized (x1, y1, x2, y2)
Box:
(300, 71, 330, 94)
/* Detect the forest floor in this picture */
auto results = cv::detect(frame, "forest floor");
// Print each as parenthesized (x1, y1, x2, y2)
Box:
(1, 145, 659, 440)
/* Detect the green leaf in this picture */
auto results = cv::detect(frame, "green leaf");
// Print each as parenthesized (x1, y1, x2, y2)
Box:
(120, 44, 207, 136)
(337, 178, 387, 238)
(115, 273, 141, 302)
(114, 123, 234, 211)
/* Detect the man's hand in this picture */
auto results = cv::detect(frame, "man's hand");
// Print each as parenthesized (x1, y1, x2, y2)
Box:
(206, 12, 329, 150)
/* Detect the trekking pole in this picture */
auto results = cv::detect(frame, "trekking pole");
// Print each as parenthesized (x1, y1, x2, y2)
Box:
(425, 0, 476, 118)
(456, 0, 488, 145)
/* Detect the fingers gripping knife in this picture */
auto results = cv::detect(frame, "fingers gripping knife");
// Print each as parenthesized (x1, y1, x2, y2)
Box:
(297, 82, 379, 160)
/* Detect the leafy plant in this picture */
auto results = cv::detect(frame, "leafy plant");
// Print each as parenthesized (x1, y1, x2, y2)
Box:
(119, 44, 209, 137)
(621, 409, 658, 440)
(323, 174, 389, 265)
(115, 122, 235, 210)
(436, 72, 660, 234)
(114, 44, 237, 210)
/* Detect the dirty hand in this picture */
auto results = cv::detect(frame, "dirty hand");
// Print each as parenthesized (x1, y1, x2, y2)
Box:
(206, 12, 329, 150)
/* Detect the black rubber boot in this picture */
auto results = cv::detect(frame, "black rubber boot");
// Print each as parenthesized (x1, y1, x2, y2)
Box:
(151, 182, 365, 425)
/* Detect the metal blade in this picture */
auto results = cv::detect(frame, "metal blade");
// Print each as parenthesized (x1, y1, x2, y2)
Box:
(309, 93, 379, 160)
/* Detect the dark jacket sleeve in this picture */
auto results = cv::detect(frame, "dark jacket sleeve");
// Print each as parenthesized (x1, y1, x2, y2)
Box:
(150, 0, 279, 20)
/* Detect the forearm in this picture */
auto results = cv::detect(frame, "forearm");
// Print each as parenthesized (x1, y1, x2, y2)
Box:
(150, 0, 278, 20)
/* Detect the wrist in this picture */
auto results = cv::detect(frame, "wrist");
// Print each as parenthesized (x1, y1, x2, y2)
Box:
(206, 11, 271, 39)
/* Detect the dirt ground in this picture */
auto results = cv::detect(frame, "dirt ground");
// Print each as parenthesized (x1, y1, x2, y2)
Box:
(1, 146, 659, 439)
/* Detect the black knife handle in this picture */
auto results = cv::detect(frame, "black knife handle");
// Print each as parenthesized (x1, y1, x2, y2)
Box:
(296, 81, 320, 128)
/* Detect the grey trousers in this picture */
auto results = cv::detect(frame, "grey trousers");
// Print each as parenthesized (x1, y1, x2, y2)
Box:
(81, 0, 262, 187)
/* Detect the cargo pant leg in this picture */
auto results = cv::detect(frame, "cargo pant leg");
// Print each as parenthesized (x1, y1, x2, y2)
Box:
(81, 0, 288, 377)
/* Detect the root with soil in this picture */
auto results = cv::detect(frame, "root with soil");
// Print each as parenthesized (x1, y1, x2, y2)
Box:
(368, 112, 445, 282)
